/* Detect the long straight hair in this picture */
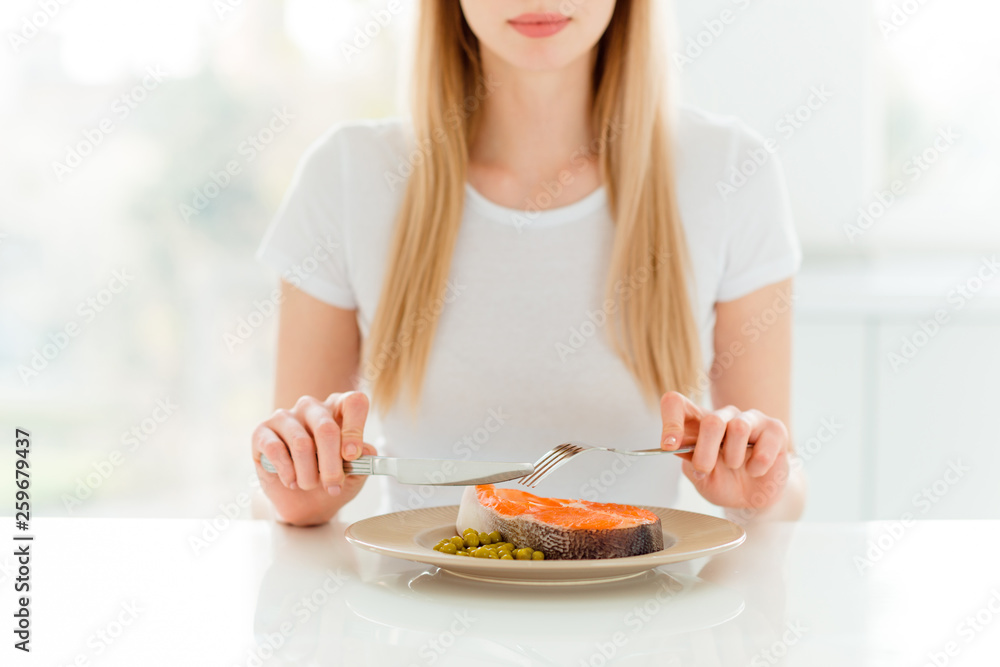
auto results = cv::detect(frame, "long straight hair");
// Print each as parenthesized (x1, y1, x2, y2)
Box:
(365, 0, 701, 409)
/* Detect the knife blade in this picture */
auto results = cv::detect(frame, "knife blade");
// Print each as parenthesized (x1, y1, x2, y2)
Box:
(258, 453, 533, 486)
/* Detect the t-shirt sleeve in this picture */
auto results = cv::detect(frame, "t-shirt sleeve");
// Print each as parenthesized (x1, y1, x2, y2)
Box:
(715, 123, 803, 303)
(255, 126, 357, 309)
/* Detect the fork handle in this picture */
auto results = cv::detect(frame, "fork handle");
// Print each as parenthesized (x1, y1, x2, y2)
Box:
(258, 453, 371, 475)
(666, 443, 754, 455)
(619, 445, 756, 455)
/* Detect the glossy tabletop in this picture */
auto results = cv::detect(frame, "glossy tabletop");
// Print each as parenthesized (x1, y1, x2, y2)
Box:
(7, 518, 1000, 666)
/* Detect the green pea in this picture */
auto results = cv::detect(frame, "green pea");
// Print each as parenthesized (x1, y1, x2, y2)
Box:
(487, 552, 499, 559)
(438, 543, 457, 554)
(500, 553, 514, 560)
(455, 550, 470, 557)
(449, 536, 464, 548)
(464, 533, 480, 548)
(515, 548, 533, 560)
(488, 531, 502, 543)
(478, 532, 491, 545)
(432, 544, 441, 551)
(532, 551, 545, 560)
(473, 547, 491, 558)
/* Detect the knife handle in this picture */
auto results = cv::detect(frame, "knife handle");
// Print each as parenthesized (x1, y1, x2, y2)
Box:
(258, 453, 373, 476)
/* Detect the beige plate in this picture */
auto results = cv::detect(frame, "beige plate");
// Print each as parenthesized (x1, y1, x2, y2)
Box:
(345, 504, 746, 585)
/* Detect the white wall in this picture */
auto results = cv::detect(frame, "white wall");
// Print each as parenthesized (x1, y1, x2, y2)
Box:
(671, 1, 1000, 520)
(671, 0, 878, 252)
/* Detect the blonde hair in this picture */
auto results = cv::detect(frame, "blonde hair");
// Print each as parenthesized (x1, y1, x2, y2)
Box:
(365, 0, 700, 409)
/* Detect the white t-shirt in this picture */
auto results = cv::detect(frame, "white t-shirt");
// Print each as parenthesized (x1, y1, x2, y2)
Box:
(257, 107, 801, 514)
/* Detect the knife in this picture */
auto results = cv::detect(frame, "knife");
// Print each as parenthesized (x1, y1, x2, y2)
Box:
(258, 453, 533, 486)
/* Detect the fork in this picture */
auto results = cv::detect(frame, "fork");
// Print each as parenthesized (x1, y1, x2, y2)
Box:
(517, 441, 755, 488)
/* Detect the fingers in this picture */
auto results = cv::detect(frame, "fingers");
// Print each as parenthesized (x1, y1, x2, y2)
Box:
(253, 424, 296, 488)
(327, 391, 369, 462)
(343, 442, 379, 490)
(745, 417, 789, 478)
(253, 392, 373, 499)
(299, 398, 345, 495)
(269, 408, 321, 490)
(660, 391, 702, 450)
(721, 411, 759, 470)
(691, 405, 741, 476)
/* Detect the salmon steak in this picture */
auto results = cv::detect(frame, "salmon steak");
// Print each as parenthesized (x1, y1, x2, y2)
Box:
(456, 485, 664, 560)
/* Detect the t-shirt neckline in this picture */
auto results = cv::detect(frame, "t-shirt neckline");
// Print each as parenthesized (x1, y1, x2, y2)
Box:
(464, 182, 608, 229)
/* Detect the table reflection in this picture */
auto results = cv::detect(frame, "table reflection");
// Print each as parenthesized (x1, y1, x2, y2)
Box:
(252, 519, 798, 666)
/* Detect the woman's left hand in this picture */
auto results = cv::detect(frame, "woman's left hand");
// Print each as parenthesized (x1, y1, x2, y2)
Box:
(659, 391, 790, 510)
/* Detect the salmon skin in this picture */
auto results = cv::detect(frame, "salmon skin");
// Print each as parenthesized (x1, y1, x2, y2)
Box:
(456, 485, 664, 560)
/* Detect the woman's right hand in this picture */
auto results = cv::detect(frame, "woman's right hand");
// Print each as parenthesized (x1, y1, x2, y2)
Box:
(252, 391, 376, 511)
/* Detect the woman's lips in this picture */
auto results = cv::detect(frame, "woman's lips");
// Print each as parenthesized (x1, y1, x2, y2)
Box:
(508, 12, 571, 38)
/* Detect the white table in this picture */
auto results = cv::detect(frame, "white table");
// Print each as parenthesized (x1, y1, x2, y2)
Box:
(10, 518, 1000, 666)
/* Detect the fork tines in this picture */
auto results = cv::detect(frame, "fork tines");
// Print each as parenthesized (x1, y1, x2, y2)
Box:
(518, 443, 584, 488)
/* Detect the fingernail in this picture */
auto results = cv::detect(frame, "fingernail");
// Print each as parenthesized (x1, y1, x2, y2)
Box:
(663, 436, 677, 449)
(693, 471, 706, 481)
(288, 481, 298, 490)
(327, 484, 342, 496)
(344, 443, 358, 459)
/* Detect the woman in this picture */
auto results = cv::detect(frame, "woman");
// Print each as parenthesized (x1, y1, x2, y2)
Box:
(253, 0, 805, 526)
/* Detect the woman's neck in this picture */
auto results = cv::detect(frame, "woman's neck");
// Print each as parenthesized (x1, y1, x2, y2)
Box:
(467, 46, 601, 209)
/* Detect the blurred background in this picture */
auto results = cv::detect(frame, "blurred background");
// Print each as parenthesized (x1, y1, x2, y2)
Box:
(1, 0, 998, 525)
